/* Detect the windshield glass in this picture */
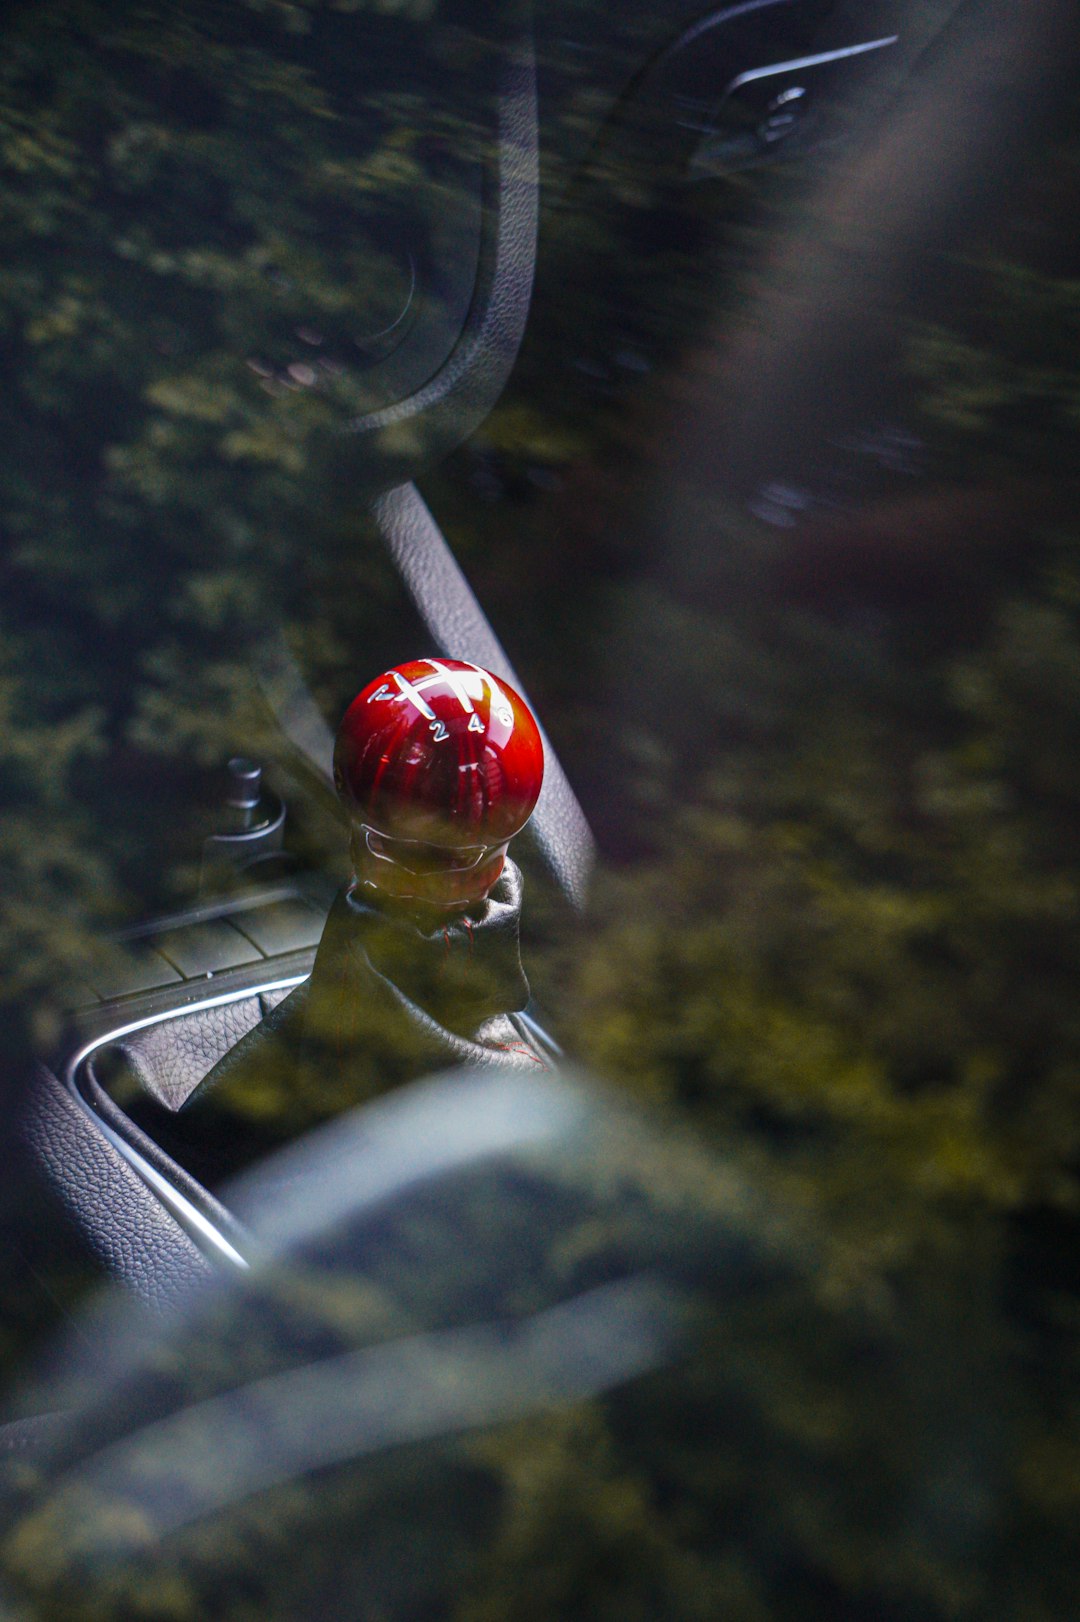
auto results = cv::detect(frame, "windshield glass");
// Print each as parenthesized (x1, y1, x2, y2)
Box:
(1, 2, 1079, 1618)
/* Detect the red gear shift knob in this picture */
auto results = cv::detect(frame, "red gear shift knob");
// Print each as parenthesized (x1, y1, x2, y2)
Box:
(334, 659, 544, 910)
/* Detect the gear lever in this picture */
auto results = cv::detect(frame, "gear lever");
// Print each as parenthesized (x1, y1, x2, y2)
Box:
(192, 661, 551, 1134)
(334, 658, 544, 917)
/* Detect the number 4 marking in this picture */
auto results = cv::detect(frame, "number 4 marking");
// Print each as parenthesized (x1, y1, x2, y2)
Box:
(468, 713, 484, 733)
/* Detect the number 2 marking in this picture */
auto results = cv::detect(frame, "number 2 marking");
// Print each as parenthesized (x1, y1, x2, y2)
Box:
(430, 719, 448, 742)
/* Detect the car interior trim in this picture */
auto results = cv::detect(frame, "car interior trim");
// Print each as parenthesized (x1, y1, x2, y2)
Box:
(63, 975, 312, 1273)
(723, 33, 899, 99)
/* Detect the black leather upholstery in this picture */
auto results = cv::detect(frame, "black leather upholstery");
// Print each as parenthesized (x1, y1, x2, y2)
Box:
(21, 1065, 213, 1311)
(113, 987, 292, 1114)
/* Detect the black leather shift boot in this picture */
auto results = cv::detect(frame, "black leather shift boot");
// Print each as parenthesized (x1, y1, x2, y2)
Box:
(305, 860, 530, 1045)
(95, 861, 548, 1191)
(186, 858, 547, 1116)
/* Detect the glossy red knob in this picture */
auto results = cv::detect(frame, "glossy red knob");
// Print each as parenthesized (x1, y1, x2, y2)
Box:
(334, 659, 544, 910)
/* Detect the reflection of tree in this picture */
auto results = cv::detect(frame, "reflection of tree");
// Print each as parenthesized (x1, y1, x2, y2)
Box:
(0, 0, 487, 1021)
(495, 76, 1080, 1622)
(425, 22, 1080, 1619)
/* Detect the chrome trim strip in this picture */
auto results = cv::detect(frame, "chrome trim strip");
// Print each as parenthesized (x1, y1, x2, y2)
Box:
(62, 973, 310, 1272)
(513, 1008, 563, 1061)
(724, 36, 900, 99)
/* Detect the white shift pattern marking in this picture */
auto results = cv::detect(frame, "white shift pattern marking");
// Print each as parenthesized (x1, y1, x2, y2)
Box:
(386, 660, 510, 725)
